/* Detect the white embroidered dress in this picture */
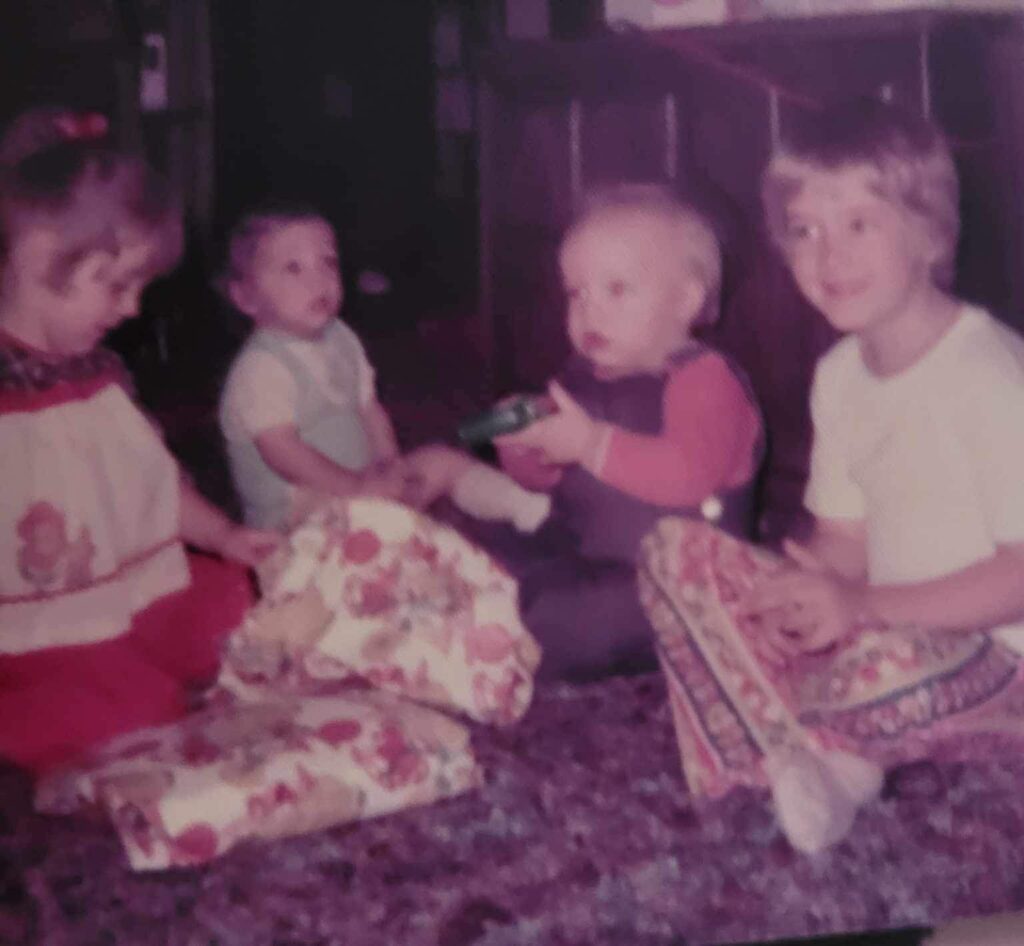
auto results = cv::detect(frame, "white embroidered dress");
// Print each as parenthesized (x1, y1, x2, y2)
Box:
(0, 340, 189, 654)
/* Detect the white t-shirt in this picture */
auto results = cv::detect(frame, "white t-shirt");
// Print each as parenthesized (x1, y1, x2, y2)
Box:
(219, 321, 380, 528)
(220, 322, 376, 445)
(804, 305, 1024, 650)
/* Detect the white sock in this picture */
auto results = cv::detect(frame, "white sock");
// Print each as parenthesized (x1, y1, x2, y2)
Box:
(450, 463, 551, 533)
(768, 747, 882, 855)
(823, 747, 884, 808)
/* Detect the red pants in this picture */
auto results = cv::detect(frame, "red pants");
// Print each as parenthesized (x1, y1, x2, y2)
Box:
(0, 553, 253, 778)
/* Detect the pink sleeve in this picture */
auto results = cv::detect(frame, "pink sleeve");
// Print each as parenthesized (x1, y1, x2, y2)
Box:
(596, 353, 761, 506)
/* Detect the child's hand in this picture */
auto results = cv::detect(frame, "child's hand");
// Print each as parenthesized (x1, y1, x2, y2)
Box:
(741, 542, 868, 660)
(358, 459, 429, 508)
(216, 525, 283, 568)
(496, 442, 564, 491)
(496, 382, 604, 467)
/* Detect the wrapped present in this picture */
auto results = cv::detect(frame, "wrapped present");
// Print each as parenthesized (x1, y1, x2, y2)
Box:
(36, 690, 481, 872)
(220, 498, 541, 726)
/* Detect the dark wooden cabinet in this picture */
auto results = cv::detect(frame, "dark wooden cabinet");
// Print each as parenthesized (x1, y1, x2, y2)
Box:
(476, 9, 1024, 541)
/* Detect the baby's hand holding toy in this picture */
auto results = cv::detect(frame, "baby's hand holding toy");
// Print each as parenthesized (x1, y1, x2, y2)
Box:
(495, 382, 605, 468)
(497, 441, 564, 492)
(458, 393, 557, 445)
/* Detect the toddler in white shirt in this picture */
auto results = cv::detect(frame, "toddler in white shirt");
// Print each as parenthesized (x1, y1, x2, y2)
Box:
(218, 200, 549, 533)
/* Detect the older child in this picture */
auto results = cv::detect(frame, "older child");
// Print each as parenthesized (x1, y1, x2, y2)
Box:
(490, 183, 763, 679)
(748, 98, 1024, 658)
(217, 201, 550, 533)
(0, 108, 280, 777)
(701, 98, 1024, 852)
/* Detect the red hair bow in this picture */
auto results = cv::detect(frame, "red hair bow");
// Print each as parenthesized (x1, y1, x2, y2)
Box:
(53, 112, 109, 141)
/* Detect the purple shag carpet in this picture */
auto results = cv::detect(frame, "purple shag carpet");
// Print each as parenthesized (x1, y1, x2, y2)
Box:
(1, 672, 1022, 946)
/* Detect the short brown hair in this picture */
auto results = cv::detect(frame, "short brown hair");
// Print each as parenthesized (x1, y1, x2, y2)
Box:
(762, 98, 959, 289)
(216, 199, 331, 297)
(0, 107, 182, 289)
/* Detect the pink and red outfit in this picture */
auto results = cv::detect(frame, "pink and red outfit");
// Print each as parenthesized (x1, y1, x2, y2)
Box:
(0, 333, 252, 776)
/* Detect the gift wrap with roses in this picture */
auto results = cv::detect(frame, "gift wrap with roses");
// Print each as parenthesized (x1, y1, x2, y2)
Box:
(35, 498, 539, 870)
(35, 690, 480, 871)
(220, 497, 541, 724)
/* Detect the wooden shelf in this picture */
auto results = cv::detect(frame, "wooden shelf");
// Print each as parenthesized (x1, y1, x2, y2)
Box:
(478, 7, 1023, 98)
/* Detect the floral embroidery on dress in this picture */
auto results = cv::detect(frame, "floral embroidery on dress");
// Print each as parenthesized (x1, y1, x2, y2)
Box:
(0, 337, 132, 396)
(15, 500, 95, 591)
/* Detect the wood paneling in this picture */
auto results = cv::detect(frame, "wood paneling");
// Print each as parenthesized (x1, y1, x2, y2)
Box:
(477, 10, 1024, 540)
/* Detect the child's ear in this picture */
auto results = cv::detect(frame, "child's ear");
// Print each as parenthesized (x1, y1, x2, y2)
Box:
(62, 249, 114, 294)
(907, 215, 945, 270)
(678, 275, 711, 328)
(227, 278, 258, 318)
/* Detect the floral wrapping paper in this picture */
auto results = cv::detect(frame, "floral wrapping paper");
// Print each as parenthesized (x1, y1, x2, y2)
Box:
(35, 689, 481, 872)
(638, 517, 1024, 799)
(32, 498, 541, 872)
(220, 498, 541, 726)
(15, 672, 1024, 945)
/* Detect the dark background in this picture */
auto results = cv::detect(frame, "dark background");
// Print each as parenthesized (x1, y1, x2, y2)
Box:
(3, 3, 1023, 943)
(2, 0, 1024, 595)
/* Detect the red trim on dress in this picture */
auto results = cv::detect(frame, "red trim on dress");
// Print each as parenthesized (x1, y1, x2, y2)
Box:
(0, 536, 184, 605)
(0, 373, 123, 414)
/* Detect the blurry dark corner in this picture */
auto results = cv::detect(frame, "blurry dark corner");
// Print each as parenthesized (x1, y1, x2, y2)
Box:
(0, 0, 503, 508)
(726, 932, 931, 946)
(548, 0, 607, 41)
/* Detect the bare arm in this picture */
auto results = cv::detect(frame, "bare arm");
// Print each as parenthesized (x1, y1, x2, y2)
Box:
(799, 516, 868, 583)
(867, 542, 1024, 633)
(255, 424, 365, 498)
(180, 476, 279, 565)
(750, 523, 1024, 659)
(180, 476, 237, 552)
(254, 423, 413, 507)
(361, 399, 400, 463)
(800, 517, 1024, 632)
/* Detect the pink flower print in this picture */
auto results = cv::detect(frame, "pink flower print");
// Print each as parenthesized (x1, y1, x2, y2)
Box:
(344, 529, 382, 564)
(247, 781, 299, 820)
(472, 668, 526, 724)
(64, 527, 96, 589)
(171, 823, 220, 865)
(321, 521, 348, 558)
(181, 733, 222, 766)
(421, 618, 455, 654)
(360, 629, 406, 664)
(406, 535, 439, 565)
(16, 501, 69, 588)
(464, 623, 515, 665)
(356, 723, 428, 790)
(364, 664, 409, 691)
(346, 573, 397, 617)
(316, 718, 363, 747)
(858, 664, 881, 683)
